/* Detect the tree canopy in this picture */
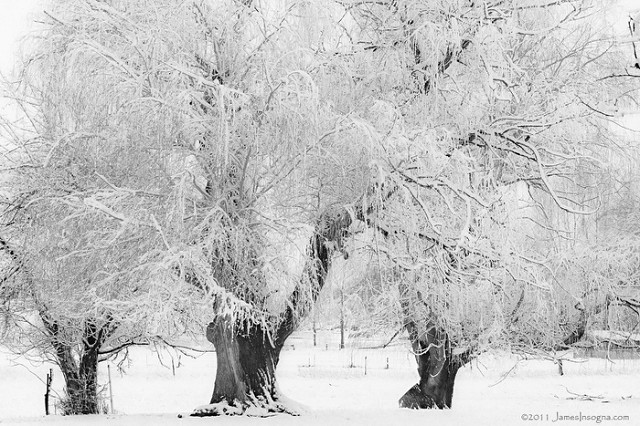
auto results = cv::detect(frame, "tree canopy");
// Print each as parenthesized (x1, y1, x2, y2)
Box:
(1, 0, 639, 415)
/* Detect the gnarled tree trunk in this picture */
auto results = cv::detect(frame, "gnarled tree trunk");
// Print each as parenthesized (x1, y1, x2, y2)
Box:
(61, 345, 100, 415)
(399, 320, 468, 409)
(191, 316, 292, 416)
(398, 280, 470, 410)
(208, 320, 280, 405)
(41, 316, 112, 415)
(192, 215, 344, 416)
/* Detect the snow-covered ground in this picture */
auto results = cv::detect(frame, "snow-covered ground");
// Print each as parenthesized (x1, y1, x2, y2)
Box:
(1, 332, 639, 425)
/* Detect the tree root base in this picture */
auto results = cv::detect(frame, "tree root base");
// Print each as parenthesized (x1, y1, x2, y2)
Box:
(191, 399, 300, 417)
(191, 402, 244, 417)
(399, 384, 447, 409)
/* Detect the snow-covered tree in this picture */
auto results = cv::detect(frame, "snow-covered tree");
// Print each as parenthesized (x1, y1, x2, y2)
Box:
(320, 0, 640, 409)
(2, 0, 638, 416)
(0, 5, 211, 411)
(1, 0, 369, 416)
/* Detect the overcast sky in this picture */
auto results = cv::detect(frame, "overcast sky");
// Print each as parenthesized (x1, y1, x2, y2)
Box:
(0, 0, 42, 76)
(0, 0, 638, 76)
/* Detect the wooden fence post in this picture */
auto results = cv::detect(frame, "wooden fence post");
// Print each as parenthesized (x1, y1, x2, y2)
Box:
(108, 364, 115, 414)
(44, 369, 52, 415)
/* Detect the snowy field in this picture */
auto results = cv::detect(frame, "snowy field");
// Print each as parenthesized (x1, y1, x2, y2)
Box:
(1, 332, 639, 425)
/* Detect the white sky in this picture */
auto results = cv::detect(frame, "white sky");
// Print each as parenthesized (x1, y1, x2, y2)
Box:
(0, 0, 43, 76)
(0, 0, 638, 74)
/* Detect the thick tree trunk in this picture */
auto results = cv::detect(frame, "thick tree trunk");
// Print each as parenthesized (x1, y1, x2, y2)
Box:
(191, 317, 288, 416)
(397, 280, 470, 410)
(40, 315, 111, 415)
(191, 212, 344, 416)
(60, 347, 100, 415)
(399, 322, 466, 409)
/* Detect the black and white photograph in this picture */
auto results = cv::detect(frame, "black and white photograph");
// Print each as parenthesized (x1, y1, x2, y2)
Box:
(0, 1, 639, 424)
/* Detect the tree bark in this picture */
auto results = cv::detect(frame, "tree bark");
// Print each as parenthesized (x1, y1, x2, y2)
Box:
(191, 317, 288, 416)
(399, 320, 467, 409)
(41, 315, 111, 415)
(191, 293, 305, 416)
(61, 345, 100, 415)
(398, 281, 470, 410)
(193, 219, 340, 416)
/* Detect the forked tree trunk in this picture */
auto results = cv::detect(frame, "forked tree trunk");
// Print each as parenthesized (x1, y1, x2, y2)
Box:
(40, 315, 112, 415)
(192, 219, 342, 416)
(191, 210, 348, 417)
(399, 321, 467, 409)
(60, 346, 100, 415)
(398, 280, 470, 410)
